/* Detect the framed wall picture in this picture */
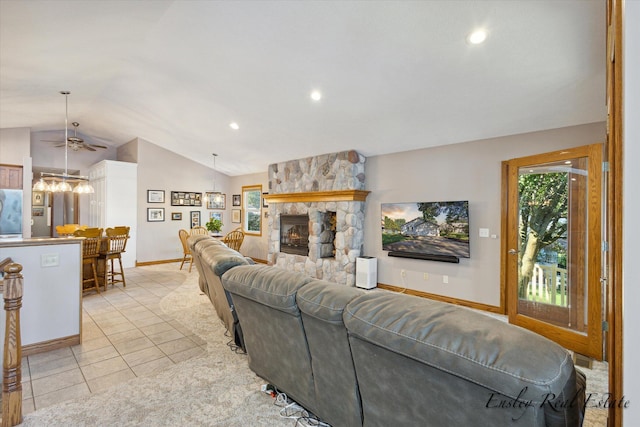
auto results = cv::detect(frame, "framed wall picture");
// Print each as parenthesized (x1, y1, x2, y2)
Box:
(232, 194, 241, 206)
(232, 209, 241, 223)
(262, 192, 269, 208)
(32, 207, 44, 217)
(190, 210, 201, 228)
(171, 191, 202, 207)
(147, 208, 165, 222)
(206, 192, 226, 210)
(171, 212, 182, 221)
(32, 191, 44, 206)
(210, 211, 222, 222)
(147, 190, 165, 203)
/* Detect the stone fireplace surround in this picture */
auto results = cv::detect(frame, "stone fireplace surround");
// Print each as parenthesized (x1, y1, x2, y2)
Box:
(265, 150, 368, 285)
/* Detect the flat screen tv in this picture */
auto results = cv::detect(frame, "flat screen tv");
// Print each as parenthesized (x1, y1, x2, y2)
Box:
(381, 200, 470, 262)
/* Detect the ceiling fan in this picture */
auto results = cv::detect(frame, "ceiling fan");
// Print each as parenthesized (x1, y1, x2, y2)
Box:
(48, 122, 108, 152)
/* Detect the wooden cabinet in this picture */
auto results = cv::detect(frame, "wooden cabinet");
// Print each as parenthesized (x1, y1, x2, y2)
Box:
(0, 165, 23, 189)
(88, 160, 137, 267)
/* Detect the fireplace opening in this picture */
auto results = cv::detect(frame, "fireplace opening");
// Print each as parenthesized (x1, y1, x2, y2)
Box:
(280, 215, 309, 256)
(318, 211, 337, 259)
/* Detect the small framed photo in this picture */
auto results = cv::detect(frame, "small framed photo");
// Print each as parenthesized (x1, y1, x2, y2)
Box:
(232, 209, 241, 223)
(147, 208, 165, 222)
(147, 190, 165, 203)
(32, 207, 45, 216)
(262, 193, 269, 208)
(33, 191, 44, 206)
(210, 211, 222, 222)
(190, 210, 201, 228)
(171, 212, 182, 221)
(232, 194, 241, 206)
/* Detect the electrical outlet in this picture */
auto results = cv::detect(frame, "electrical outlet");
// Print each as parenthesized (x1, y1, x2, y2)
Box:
(401, 269, 406, 277)
(443, 275, 449, 284)
(423, 273, 429, 280)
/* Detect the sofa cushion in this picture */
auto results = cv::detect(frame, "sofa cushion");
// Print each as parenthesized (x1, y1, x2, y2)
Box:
(297, 280, 364, 323)
(222, 265, 314, 316)
(344, 292, 575, 402)
(199, 244, 249, 277)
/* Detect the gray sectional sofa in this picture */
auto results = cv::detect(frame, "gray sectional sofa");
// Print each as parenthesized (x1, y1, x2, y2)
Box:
(190, 235, 586, 426)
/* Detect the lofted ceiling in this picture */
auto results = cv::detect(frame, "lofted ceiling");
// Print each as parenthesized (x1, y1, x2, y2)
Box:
(0, 1, 606, 176)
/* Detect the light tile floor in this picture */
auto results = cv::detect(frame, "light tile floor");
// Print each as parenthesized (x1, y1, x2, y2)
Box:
(20, 264, 207, 414)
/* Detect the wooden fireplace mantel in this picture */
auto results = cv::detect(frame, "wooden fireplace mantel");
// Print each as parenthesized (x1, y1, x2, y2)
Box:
(263, 189, 370, 204)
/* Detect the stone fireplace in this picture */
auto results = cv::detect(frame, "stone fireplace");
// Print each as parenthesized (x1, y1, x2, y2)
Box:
(265, 150, 368, 286)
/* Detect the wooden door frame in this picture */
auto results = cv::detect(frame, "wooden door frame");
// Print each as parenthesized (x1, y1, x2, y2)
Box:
(502, 143, 603, 359)
(606, 1, 624, 425)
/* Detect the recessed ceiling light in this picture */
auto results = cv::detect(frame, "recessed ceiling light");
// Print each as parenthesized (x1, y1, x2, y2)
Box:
(468, 29, 487, 45)
(229, 122, 239, 130)
(310, 90, 322, 101)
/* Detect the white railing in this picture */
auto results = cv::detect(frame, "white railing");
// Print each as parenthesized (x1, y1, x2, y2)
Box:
(524, 263, 568, 307)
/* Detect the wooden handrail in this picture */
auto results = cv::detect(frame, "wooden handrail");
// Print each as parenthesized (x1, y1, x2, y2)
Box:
(2, 262, 23, 427)
(0, 258, 12, 274)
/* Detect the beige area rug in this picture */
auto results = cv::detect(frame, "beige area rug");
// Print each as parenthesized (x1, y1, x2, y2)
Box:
(21, 269, 292, 426)
(20, 266, 608, 426)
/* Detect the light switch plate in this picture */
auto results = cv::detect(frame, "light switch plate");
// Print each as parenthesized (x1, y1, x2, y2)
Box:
(41, 253, 59, 267)
(479, 228, 490, 238)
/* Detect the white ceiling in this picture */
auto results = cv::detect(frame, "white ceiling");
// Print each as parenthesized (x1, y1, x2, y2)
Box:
(0, 1, 606, 176)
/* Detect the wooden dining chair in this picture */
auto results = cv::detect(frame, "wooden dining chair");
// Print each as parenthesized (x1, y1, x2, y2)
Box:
(222, 227, 245, 252)
(190, 226, 208, 236)
(179, 229, 193, 272)
(99, 226, 130, 290)
(74, 227, 103, 294)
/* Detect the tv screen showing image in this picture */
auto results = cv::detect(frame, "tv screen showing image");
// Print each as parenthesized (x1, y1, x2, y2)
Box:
(381, 200, 470, 259)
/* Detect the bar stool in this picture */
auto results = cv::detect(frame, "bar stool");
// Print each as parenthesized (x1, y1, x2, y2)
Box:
(100, 226, 130, 290)
(74, 227, 103, 294)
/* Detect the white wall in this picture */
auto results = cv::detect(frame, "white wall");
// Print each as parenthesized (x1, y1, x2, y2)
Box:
(0, 127, 30, 163)
(364, 122, 605, 307)
(132, 138, 231, 263)
(623, 2, 639, 425)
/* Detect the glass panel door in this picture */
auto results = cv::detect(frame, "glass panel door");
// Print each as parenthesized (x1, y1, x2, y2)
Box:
(504, 144, 603, 359)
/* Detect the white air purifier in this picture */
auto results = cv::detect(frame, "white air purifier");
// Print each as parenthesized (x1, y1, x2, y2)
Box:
(356, 256, 377, 289)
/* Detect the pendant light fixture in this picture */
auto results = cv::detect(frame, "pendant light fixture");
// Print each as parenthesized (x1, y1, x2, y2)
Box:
(210, 153, 223, 204)
(33, 91, 94, 194)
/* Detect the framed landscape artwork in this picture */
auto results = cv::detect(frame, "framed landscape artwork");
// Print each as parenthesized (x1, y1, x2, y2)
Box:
(147, 208, 165, 222)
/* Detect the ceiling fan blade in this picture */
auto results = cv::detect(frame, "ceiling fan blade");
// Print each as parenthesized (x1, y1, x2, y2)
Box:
(83, 145, 97, 152)
(43, 139, 64, 143)
(54, 143, 67, 147)
(89, 144, 108, 149)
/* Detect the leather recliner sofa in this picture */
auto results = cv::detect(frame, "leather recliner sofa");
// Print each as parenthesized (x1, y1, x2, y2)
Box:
(191, 236, 586, 426)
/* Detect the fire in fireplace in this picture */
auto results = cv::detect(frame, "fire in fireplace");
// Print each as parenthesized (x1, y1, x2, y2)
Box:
(280, 215, 309, 256)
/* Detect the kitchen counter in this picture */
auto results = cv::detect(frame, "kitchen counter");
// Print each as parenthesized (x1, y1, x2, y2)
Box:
(1, 237, 82, 358)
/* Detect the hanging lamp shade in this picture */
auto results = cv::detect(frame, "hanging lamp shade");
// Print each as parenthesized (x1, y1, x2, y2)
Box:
(34, 91, 95, 194)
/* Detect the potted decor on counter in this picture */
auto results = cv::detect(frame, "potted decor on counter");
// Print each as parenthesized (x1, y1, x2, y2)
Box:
(205, 217, 223, 237)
